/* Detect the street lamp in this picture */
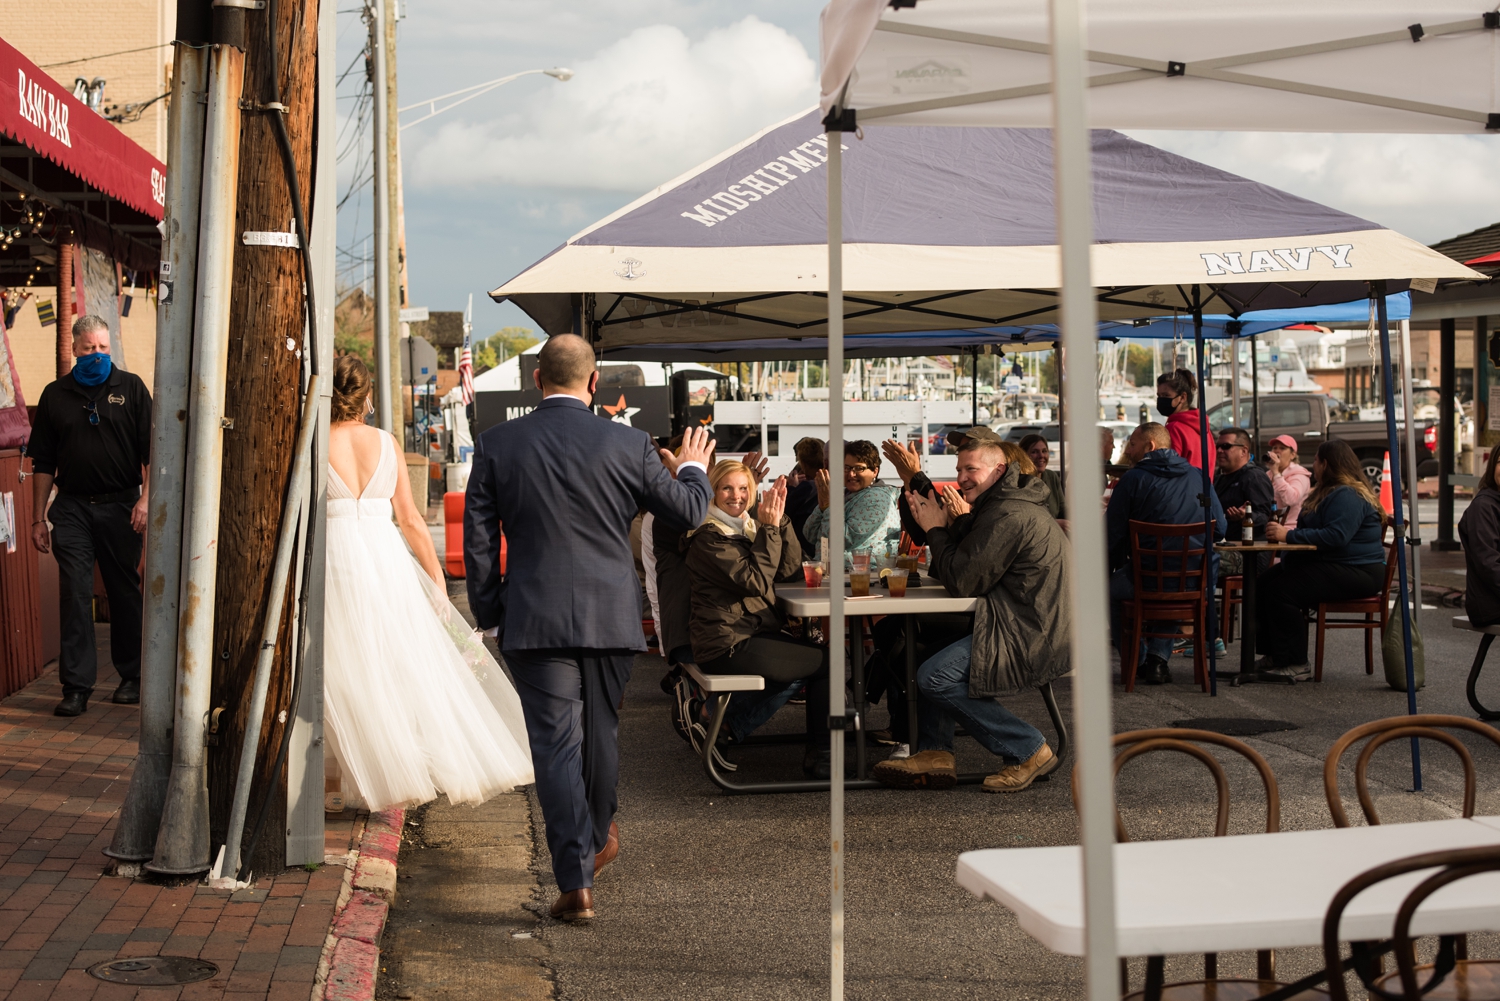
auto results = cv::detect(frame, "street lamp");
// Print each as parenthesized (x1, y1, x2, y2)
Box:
(398, 67, 573, 131)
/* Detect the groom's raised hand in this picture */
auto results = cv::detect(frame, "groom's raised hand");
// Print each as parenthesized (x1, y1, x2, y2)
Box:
(660, 426, 715, 478)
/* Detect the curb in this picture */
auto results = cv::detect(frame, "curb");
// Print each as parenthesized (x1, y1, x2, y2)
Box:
(313, 807, 404, 1001)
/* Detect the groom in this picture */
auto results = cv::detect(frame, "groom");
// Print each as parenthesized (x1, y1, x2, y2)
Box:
(465, 334, 713, 921)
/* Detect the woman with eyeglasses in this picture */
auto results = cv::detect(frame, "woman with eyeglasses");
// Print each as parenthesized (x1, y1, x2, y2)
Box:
(802, 440, 901, 565)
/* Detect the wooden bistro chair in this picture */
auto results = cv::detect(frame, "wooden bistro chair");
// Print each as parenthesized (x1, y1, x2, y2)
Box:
(1322, 845, 1500, 1001)
(1312, 542, 1397, 682)
(1073, 728, 1326, 1001)
(1121, 521, 1212, 693)
(1324, 714, 1500, 828)
(1218, 574, 1244, 644)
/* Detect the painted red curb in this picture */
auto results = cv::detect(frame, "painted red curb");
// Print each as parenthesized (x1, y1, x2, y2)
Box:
(324, 937, 380, 1001)
(323, 807, 404, 1000)
(331, 889, 389, 946)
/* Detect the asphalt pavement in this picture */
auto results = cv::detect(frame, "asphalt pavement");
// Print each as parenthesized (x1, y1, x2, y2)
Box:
(523, 606, 1500, 1001)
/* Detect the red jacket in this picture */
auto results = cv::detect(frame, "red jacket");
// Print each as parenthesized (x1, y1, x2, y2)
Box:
(1166, 410, 1214, 481)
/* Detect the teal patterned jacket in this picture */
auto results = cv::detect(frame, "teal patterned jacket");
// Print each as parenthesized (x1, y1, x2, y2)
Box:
(802, 483, 901, 562)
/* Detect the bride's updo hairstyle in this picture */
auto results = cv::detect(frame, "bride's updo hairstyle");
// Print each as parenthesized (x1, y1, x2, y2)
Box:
(332, 354, 372, 423)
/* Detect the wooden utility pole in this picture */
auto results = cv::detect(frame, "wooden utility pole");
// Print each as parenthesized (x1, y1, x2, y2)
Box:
(55, 238, 73, 377)
(205, 0, 319, 875)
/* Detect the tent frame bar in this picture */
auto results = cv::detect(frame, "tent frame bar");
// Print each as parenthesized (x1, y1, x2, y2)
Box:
(861, 16, 1493, 128)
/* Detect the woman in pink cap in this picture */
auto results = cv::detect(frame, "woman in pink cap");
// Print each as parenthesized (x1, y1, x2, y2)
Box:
(1267, 434, 1310, 528)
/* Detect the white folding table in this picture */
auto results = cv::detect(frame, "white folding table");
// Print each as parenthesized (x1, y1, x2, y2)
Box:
(774, 582, 1068, 786)
(956, 818, 1500, 959)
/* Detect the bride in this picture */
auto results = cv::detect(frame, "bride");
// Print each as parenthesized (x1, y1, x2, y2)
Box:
(323, 354, 532, 810)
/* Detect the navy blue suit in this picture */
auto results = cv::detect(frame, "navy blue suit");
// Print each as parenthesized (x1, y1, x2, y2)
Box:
(464, 396, 709, 891)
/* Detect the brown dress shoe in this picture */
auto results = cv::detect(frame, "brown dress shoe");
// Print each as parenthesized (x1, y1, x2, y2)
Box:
(594, 821, 619, 876)
(549, 888, 595, 922)
(872, 749, 957, 790)
(982, 743, 1059, 793)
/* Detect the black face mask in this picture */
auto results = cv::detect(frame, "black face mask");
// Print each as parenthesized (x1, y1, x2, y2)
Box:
(1156, 395, 1178, 418)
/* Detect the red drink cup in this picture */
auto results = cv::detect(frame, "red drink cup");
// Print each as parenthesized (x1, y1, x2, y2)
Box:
(802, 561, 824, 588)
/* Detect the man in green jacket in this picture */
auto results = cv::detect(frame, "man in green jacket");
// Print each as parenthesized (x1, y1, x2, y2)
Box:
(874, 428, 1071, 793)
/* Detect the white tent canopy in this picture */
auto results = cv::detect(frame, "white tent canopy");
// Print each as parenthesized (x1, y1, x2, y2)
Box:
(816, 4, 1500, 1000)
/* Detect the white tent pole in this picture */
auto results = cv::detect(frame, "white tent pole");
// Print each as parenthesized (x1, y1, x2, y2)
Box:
(1399, 319, 1422, 611)
(1048, 1, 1118, 1000)
(826, 119, 847, 1001)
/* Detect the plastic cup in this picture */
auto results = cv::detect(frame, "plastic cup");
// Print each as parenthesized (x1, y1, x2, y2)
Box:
(896, 554, 918, 573)
(802, 561, 825, 588)
(887, 568, 909, 597)
(850, 571, 870, 597)
(851, 550, 871, 573)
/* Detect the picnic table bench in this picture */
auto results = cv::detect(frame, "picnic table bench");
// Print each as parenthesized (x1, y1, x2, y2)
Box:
(1451, 615, 1500, 720)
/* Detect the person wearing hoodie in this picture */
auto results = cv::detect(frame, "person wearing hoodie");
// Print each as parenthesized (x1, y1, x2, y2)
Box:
(684, 460, 833, 777)
(1106, 422, 1228, 685)
(873, 428, 1070, 794)
(1267, 434, 1311, 529)
(1157, 368, 1213, 482)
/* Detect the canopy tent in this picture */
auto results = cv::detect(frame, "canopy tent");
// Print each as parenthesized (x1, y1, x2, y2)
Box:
(819, 3, 1499, 1000)
(491, 112, 1464, 347)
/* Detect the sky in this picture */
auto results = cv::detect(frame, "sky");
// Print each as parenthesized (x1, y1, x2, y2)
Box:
(335, 1, 1500, 341)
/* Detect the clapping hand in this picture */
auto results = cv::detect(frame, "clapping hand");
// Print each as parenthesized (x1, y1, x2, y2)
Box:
(814, 468, 832, 510)
(757, 475, 788, 526)
(940, 484, 970, 519)
(880, 439, 923, 487)
(742, 450, 771, 485)
(905, 486, 950, 532)
(660, 426, 716, 478)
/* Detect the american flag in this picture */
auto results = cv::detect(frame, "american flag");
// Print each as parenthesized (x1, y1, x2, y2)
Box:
(458, 340, 475, 405)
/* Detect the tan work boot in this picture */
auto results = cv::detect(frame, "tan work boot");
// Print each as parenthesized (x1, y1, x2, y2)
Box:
(982, 743, 1059, 794)
(872, 749, 957, 790)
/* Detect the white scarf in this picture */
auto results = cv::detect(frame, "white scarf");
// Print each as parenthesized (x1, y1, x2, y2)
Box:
(705, 503, 756, 541)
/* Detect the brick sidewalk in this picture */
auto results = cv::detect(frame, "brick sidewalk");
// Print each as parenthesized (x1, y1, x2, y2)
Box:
(0, 651, 360, 1001)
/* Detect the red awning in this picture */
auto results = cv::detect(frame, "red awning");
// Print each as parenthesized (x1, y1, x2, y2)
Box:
(0, 35, 165, 221)
(1464, 251, 1500, 266)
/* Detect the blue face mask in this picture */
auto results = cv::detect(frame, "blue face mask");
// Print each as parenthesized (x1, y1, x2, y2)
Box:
(73, 352, 112, 386)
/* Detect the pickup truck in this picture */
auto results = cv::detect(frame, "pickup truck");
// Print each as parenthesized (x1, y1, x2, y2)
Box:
(1205, 393, 1437, 485)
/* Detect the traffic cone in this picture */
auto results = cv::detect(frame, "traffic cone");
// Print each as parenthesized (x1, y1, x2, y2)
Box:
(1379, 451, 1394, 515)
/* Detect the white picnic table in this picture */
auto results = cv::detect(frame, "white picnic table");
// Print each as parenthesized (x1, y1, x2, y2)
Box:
(956, 817, 1500, 957)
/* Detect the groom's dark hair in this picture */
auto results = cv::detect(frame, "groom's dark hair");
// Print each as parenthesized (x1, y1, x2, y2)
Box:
(537, 334, 596, 391)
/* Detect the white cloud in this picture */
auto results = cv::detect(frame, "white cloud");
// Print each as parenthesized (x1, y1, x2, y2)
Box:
(1127, 131, 1500, 246)
(403, 16, 817, 193)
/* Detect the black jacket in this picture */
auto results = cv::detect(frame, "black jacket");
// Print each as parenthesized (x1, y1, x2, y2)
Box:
(1106, 449, 1227, 574)
(1461, 487, 1500, 626)
(1214, 462, 1275, 539)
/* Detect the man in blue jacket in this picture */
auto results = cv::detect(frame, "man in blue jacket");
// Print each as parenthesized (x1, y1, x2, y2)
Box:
(465, 334, 713, 922)
(1107, 422, 1226, 685)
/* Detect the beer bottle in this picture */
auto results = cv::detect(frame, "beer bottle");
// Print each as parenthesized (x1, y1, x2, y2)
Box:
(1241, 502, 1254, 544)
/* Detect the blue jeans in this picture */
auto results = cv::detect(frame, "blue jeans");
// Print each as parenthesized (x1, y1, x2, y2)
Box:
(915, 636, 1045, 764)
(1109, 566, 1176, 666)
(723, 681, 802, 744)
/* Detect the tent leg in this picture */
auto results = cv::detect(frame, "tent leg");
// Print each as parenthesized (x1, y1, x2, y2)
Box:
(1049, 2, 1118, 999)
(1373, 284, 1422, 790)
(825, 115, 847, 1001)
(1193, 290, 1218, 697)
(1399, 320, 1422, 609)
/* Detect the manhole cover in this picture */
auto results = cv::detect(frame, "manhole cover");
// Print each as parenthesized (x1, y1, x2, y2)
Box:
(1170, 717, 1298, 737)
(88, 956, 220, 986)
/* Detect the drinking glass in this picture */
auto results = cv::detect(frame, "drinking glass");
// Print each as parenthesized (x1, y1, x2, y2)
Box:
(851, 549, 871, 574)
(802, 561, 825, 588)
(850, 571, 870, 597)
(887, 568, 909, 597)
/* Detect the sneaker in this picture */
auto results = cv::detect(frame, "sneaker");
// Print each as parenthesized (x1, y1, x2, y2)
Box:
(1136, 656, 1172, 686)
(982, 744, 1060, 793)
(872, 749, 957, 789)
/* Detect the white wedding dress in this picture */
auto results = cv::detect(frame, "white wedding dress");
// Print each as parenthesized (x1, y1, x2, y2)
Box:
(323, 431, 533, 811)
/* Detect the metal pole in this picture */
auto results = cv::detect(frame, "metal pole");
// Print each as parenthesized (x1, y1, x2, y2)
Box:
(1049, 1, 1118, 997)
(1399, 319, 1422, 612)
(149, 27, 246, 876)
(1229, 334, 1241, 430)
(222, 378, 320, 878)
(971, 346, 979, 426)
(1373, 286, 1422, 790)
(105, 36, 209, 865)
(825, 118, 846, 1001)
(1434, 318, 1458, 550)
(1192, 290, 1218, 696)
(369, 0, 393, 432)
(1251, 333, 1261, 456)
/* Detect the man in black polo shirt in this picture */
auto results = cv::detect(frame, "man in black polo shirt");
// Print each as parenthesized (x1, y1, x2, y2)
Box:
(28, 315, 151, 716)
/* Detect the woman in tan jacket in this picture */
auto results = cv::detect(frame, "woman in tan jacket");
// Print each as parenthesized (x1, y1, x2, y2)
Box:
(685, 460, 832, 778)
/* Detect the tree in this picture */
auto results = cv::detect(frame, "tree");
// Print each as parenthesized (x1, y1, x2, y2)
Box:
(1124, 343, 1156, 389)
